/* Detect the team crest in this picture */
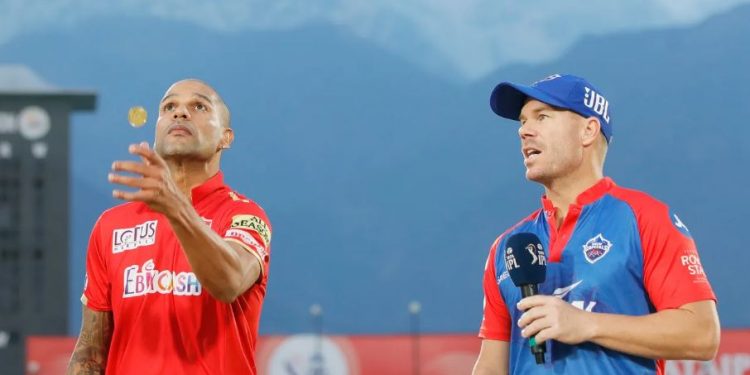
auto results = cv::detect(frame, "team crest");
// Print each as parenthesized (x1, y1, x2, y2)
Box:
(582, 234, 612, 264)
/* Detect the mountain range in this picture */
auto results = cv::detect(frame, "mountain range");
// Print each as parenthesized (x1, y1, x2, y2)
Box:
(0, 4, 747, 334)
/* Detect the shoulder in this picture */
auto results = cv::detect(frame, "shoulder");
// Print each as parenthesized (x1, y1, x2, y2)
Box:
(220, 189, 271, 225)
(608, 185, 669, 215)
(608, 184, 692, 238)
(607, 185, 674, 226)
(96, 202, 150, 227)
(491, 209, 543, 252)
(218, 188, 273, 246)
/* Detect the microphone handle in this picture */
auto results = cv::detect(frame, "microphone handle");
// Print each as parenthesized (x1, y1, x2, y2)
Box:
(520, 284, 545, 364)
(521, 284, 538, 298)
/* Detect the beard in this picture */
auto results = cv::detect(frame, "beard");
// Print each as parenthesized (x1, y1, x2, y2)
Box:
(155, 136, 207, 160)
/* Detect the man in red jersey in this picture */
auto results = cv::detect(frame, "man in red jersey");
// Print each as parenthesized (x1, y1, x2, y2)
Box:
(66, 79, 272, 375)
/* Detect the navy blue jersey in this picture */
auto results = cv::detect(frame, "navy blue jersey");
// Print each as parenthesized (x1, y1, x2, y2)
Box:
(479, 178, 715, 374)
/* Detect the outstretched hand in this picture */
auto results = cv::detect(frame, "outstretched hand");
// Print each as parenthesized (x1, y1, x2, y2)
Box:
(108, 142, 189, 216)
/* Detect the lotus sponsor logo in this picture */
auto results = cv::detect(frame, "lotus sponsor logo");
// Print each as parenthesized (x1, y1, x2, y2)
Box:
(112, 220, 157, 253)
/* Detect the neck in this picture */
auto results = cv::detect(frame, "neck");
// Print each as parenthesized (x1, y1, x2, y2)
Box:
(543, 165, 603, 226)
(165, 156, 221, 199)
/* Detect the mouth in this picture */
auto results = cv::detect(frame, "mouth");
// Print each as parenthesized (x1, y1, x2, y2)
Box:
(522, 146, 542, 162)
(167, 123, 193, 136)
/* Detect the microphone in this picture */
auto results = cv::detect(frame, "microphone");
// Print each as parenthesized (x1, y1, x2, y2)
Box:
(504, 232, 548, 364)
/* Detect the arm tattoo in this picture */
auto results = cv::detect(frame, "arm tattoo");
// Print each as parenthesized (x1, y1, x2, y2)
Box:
(66, 308, 114, 375)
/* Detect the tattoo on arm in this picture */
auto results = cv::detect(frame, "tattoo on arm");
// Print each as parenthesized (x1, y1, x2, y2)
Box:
(66, 307, 114, 375)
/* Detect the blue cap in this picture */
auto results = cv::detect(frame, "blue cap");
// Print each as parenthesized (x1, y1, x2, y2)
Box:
(490, 74, 614, 142)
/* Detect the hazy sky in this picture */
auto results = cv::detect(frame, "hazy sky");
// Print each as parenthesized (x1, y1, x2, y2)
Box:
(1, 0, 748, 80)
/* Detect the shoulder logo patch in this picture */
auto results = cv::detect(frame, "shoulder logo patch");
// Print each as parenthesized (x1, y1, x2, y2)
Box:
(230, 215, 271, 247)
(582, 233, 612, 264)
(670, 210, 692, 238)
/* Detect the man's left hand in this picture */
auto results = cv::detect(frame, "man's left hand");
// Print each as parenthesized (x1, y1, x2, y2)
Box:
(516, 295, 595, 345)
(109, 142, 189, 216)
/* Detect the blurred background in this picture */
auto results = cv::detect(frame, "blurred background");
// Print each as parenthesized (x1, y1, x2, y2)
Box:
(1, 0, 749, 374)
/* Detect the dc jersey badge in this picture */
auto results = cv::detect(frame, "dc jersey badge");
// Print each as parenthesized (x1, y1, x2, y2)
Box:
(582, 233, 612, 264)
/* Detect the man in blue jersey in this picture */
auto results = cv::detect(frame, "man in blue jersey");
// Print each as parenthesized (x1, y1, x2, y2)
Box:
(472, 74, 720, 374)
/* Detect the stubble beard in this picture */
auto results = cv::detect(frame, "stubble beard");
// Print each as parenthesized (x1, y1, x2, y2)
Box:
(156, 138, 204, 160)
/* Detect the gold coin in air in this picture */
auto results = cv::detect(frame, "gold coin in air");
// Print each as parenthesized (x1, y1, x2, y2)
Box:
(128, 106, 148, 127)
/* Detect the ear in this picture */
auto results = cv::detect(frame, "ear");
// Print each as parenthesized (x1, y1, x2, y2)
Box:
(219, 127, 234, 150)
(581, 117, 601, 147)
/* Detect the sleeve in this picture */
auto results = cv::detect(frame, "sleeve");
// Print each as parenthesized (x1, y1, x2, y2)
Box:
(220, 203, 272, 277)
(81, 216, 112, 311)
(638, 203, 716, 311)
(478, 238, 512, 341)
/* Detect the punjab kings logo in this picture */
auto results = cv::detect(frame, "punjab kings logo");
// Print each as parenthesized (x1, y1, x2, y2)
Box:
(582, 233, 612, 264)
(112, 220, 157, 253)
(123, 259, 201, 298)
(230, 215, 271, 247)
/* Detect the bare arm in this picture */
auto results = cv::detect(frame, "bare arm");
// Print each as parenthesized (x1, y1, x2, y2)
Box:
(587, 300, 720, 360)
(518, 297, 720, 361)
(167, 205, 262, 303)
(472, 340, 509, 375)
(66, 306, 113, 375)
(109, 143, 262, 303)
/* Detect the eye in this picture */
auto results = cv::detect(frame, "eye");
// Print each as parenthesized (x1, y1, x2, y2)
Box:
(162, 103, 175, 112)
(195, 103, 207, 111)
(538, 114, 549, 121)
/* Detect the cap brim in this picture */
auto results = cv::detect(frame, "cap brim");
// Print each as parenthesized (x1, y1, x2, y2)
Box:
(490, 83, 572, 120)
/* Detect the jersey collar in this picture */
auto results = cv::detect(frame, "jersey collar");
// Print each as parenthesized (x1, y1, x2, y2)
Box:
(541, 177, 615, 212)
(191, 171, 226, 205)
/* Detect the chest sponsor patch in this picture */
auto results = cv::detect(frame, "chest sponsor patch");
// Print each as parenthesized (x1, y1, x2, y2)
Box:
(112, 220, 157, 253)
(122, 259, 202, 298)
(582, 233, 612, 264)
(230, 215, 271, 247)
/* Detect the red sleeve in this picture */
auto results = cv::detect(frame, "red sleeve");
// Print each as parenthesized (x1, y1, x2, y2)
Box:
(220, 202, 272, 277)
(479, 237, 511, 341)
(614, 189, 716, 310)
(81, 216, 112, 311)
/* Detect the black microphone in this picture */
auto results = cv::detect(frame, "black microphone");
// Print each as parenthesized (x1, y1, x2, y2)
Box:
(504, 232, 548, 364)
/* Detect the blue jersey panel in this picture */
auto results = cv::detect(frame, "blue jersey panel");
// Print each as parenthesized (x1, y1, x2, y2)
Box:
(496, 194, 658, 374)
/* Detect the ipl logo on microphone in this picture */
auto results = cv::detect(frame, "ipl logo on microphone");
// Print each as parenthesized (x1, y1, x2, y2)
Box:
(504, 247, 520, 271)
(525, 243, 547, 266)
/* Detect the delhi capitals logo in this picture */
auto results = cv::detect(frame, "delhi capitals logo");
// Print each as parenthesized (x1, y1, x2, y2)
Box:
(582, 234, 612, 264)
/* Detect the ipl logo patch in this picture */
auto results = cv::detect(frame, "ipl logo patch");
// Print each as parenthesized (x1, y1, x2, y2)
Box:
(582, 233, 612, 264)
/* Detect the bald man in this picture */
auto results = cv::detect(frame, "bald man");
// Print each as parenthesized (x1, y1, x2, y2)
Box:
(67, 79, 272, 375)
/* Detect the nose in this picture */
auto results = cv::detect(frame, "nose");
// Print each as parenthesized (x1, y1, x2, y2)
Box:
(172, 104, 190, 120)
(518, 121, 535, 140)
